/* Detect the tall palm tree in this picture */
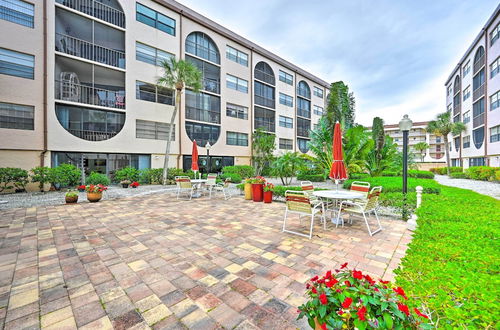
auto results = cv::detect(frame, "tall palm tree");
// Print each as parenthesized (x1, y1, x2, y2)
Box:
(413, 141, 429, 162)
(157, 57, 202, 184)
(427, 111, 466, 175)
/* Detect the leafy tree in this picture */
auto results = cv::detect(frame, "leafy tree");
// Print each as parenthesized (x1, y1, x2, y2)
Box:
(271, 152, 305, 185)
(325, 81, 355, 130)
(251, 128, 276, 176)
(371, 117, 385, 162)
(366, 136, 399, 177)
(307, 117, 334, 171)
(157, 57, 202, 184)
(426, 111, 466, 175)
(413, 142, 429, 162)
(31, 166, 52, 192)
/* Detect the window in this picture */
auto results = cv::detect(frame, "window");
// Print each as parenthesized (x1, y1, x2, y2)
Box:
(463, 86, 470, 101)
(136, 119, 174, 140)
(463, 111, 470, 124)
(473, 127, 484, 149)
(491, 22, 500, 46)
(254, 81, 275, 108)
(226, 45, 247, 66)
(186, 55, 220, 94)
(313, 86, 323, 98)
(491, 90, 500, 111)
(490, 125, 500, 142)
(279, 70, 293, 85)
(447, 104, 452, 112)
(297, 138, 309, 153)
(279, 93, 293, 107)
(185, 121, 220, 147)
(136, 81, 174, 105)
(226, 74, 248, 93)
(226, 103, 247, 120)
(0, 47, 34, 79)
(463, 61, 470, 77)
(463, 136, 470, 148)
(451, 159, 461, 167)
(447, 85, 452, 96)
(186, 32, 220, 64)
(254, 106, 275, 132)
(473, 98, 485, 125)
(185, 90, 220, 124)
(436, 137, 441, 143)
(136, 42, 173, 66)
(297, 80, 311, 99)
(491, 57, 500, 78)
(226, 131, 248, 146)
(454, 137, 460, 151)
(0, 0, 34, 28)
(279, 138, 293, 150)
(254, 62, 275, 85)
(0, 101, 33, 130)
(313, 105, 324, 116)
(469, 157, 485, 167)
(297, 117, 310, 137)
(279, 115, 293, 128)
(136, 3, 175, 36)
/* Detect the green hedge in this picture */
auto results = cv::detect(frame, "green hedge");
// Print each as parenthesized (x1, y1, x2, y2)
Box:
(220, 172, 242, 183)
(114, 167, 140, 182)
(86, 172, 110, 185)
(343, 177, 441, 195)
(296, 173, 326, 182)
(449, 172, 468, 179)
(140, 168, 163, 184)
(381, 170, 434, 179)
(222, 165, 255, 179)
(430, 166, 463, 175)
(465, 166, 500, 181)
(395, 186, 500, 327)
(349, 173, 370, 180)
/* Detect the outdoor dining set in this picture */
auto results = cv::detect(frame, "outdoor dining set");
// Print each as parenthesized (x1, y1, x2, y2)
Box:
(175, 175, 231, 200)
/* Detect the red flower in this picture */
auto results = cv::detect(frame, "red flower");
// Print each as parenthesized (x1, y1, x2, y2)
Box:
(311, 287, 317, 294)
(320, 323, 327, 330)
(357, 306, 367, 321)
(352, 270, 363, 280)
(310, 276, 319, 282)
(340, 262, 348, 269)
(306, 283, 310, 289)
(364, 275, 375, 285)
(344, 280, 351, 287)
(325, 278, 338, 288)
(398, 303, 410, 316)
(325, 270, 332, 279)
(393, 287, 408, 300)
(379, 279, 390, 284)
(319, 293, 328, 305)
(341, 297, 353, 309)
(414, 308, 429, 319)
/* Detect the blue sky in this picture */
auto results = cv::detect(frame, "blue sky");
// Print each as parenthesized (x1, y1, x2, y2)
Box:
(178, 0, 499, 126)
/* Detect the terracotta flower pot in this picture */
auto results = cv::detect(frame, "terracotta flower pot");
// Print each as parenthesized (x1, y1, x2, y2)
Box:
(244, 182, 253, 200)
(87, 192, 102, 203)
(251, 183, 264, 202)
(314, 317, 322, 330)
(65, 195, 78, 204)
(263, 191, 273, 203)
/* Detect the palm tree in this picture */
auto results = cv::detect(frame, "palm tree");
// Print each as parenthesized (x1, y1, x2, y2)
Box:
(426, 111, 466, 175)
(413, 142, 429, 162)
(157, 57, 202, 184)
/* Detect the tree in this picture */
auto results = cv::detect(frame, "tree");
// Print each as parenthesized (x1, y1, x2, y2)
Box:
(271, 152, 305, 185)
(325, 81, 355, 130)
(31, 166, 52, 192)
(413, 142, 429, 162)
(366, 136, 399, 177)
(371, 117, 385, 162)
(426, 111, 466, 175)
(251, 128, 276, 176)
(157, 57, 202, 185)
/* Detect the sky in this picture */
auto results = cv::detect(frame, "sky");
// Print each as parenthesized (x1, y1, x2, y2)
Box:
(177, 0, 499, 126)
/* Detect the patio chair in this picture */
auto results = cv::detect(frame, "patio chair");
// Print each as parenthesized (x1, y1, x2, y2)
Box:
(350, 181, 371, 202)
(205, 173, 218, 198)
(335, 186, 383, 236)
(300, 181, 322, 206)
(175, 176, 194, 200)
(212, 178, 231, 200)
(283, 190, 324, 239)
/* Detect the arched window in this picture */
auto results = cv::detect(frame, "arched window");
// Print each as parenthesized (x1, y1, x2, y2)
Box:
(474, 46, 484, 64)
(254, 62, 275, 85)
(453, 75, 460, 95)
(185, 32, 220, 64)
(254, 62, 275, 110)
(473, 127, 484, 149)
(297, 80, 311, 118)
(297, 81, 311, 99)
(185, 121, 220, 147)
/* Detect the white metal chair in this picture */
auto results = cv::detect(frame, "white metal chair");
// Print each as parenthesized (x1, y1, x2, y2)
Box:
(206, 173, 217, 198)
(212, 178, 231, 200)
(300, 181, 322, 205)
(350, 181, 371, 202)
(175, 176, 194, 200)
(283, 190, 324, 239)
(335, 186, 383, 236)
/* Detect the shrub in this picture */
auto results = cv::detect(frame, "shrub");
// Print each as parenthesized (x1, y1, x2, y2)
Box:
(449, 166, 463, 173)
(272, 185, 303, 197)
(167, 168, 186, 181)
(466, 166, 499, 181)
(220, 172, 242, 183)
(31, 166, 52, 191)
(430, 167, 462, 175)
(349, 173, 370, 180)
(114, 167, 140, 182)
(50, 164, 81, 187)
(496, 170, 500, 182)
(0, 167, 29, 192)
(343, 177, 441, 195)
(296, 173, 325, 182)
(222, 165, 255, 179)
(450, 172, 468, 179)
(408, 170, 434, 179)
(140, 168, 163, 184)
(86, 172, 110, 186)
(381, 171, 399, 177)
(396, 186, 500, 327)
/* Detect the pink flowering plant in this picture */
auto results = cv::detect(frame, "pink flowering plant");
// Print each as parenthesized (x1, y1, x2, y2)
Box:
(297, 263, 431, 329)
(263, 182, 274, 192)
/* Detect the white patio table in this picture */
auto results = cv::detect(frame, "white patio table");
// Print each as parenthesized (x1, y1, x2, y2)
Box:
(312, 190, 364, 225)
(190, 179, 207, 198)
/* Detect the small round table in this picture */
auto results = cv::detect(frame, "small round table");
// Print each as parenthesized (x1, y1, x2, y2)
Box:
(312, 190, 364, 224)
(191, 179, 207, 198)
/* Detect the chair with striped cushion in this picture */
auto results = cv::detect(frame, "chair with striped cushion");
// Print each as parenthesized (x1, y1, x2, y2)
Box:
(301, 181, 321, 205)
(206, 173, 218, 198)
(175, 176, 194, 200)
(350, 181, 370, 201)
(283, 190, 323, 239)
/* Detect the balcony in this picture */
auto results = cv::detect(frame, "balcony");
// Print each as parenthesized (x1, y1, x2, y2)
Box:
(473, 55, 485, 75)
(297, 108, 311, 118)
(185, 40, 220, 64)
(55, 0, 125, 28)
(472, 84, 485, 102)
(254, 95, 275, 109)
(55, 79, 125, 109)
(185, 106, 220, 124)
(297, 128, 310, 138)
(67, 128, 118, 141)
(453, 103, 461, 116)
(473, 114, 484, 127)
(254, 119, 275, 133)
(202, 78, 220, 94)
(55, 33, 125, 69)
(254, 69, 275, 85)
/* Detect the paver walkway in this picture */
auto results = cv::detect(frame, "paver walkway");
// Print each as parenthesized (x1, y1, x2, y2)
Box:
(434, 174, 500, 199)
(0, 192, 412, 329)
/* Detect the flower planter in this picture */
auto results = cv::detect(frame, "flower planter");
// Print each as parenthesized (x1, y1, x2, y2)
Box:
(314, 317, 322, 330)
(87, 192, 102, 203)
(78, 188, 85, 192)
(244, 182, 253, 200)
(121, 183, 129, 188)
(263, 191, 273, 203)
(251, 183, 264, 202)
(65, 195, 78, 204)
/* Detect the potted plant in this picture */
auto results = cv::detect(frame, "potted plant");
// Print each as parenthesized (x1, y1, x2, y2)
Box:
(250, 176, 266, 202)
(297, 263, 431, 330)
(77, 185, 86, 192)
(244, 178, 253, 200)
(120, 180, 131, 188)
(130, 181, 140, 188)
(65, 191, 79, 204)
(85, 184, 107, 203)
(263, 183, 274, 203)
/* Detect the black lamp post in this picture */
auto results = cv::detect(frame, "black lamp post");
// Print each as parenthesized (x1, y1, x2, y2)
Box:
(205, 141, 211, 174)
(399, 114, 413, 220)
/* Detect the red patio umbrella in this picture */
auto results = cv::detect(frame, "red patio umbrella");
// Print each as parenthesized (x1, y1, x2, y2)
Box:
(191, 140, 199, 178)
(329, 122, 348, 190)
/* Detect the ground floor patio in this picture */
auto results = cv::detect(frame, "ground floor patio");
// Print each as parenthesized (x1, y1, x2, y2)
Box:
(0, 192, 411, 329)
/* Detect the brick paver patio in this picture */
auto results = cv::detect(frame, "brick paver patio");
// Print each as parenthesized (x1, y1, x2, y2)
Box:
(0, 192, 412, 329)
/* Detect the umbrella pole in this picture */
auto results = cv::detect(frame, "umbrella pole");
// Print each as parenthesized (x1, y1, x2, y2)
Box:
(335, 179, 339, 192)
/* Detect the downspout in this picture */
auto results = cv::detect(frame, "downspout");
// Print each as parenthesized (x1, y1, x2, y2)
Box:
(41, 0, 48, 166)
(484, 30, 488, 165)
(293, 70, 297, 152)
(249, 47, 253, 165)
(176, 11, 183, 169)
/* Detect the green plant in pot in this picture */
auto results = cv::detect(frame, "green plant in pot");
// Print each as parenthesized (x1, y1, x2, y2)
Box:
(65, 191, 79, 204)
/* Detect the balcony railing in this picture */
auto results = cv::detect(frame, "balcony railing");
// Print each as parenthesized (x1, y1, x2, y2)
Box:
(185, 40, 220, 64)
(473, 114, 484, 127)
(254, 69, 275, 85)
(55, 80, 125, 109)
(68, 128, 118, 141)
(185, 106, 220, 124)
(297, 87, 310, 99)
(55, 0, 125, 28)
(254, 119, 275, 133)
(453, 103, 461, 116)
(472, 84, 485, 102)
(202, 78, 220, 94)
(297, 108, 311, 118)
(254, 95, 275, 109)
(473, 55, 485, 75)
(297, 127, 310, 138)
(55, 33, 125, 69)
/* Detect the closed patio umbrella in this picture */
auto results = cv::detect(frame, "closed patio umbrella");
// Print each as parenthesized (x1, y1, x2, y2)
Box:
(329, 122, 348, 190)
(191, 140, 199, 179)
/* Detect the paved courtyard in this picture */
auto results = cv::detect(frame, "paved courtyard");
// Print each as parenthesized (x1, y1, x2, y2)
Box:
(0, 192, 412, 329)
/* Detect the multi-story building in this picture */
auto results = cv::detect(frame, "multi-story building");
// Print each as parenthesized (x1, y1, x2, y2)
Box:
(0, 0, 329, 176)
(445, 4, 500, 168)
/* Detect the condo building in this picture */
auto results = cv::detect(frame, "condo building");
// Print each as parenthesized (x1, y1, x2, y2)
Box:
(0, 0, 329, 176)
(445, 4, 500, 168)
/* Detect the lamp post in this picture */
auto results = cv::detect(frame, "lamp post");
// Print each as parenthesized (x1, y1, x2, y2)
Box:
(399, 114, 413, 220)
(205, 141, 211, 174)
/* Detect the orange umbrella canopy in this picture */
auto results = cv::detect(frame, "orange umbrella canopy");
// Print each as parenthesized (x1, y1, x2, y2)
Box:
(191, 140, 199, 171)
(329, 122, 348, 180)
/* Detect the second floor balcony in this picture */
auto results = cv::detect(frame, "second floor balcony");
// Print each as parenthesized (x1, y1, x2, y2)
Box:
(56, 0, 125, 28)
(55, 79, 125, 110)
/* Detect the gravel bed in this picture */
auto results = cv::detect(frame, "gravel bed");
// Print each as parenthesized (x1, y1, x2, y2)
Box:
(434, 175, 500, 200)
